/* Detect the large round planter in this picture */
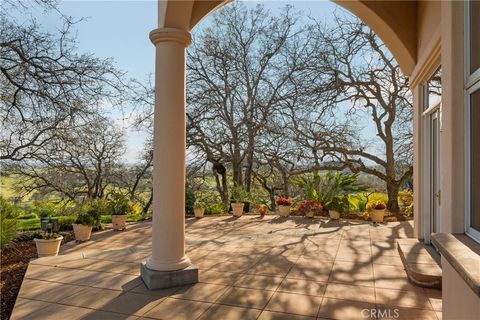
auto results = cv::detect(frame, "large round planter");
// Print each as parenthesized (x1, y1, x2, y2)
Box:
(194, 208, 205, 219)
(231, 203, 245, 217)
(370, 209, 385, 223)
(112, 215, 127, 230)
(278, 205, 291, 217)
(73, 224, 93, 241)
(34, 236, 63, 257)
(329, 210, 341, 220)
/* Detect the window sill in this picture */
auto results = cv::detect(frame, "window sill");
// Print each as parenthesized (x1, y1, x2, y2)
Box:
(431, 233, 480, 297)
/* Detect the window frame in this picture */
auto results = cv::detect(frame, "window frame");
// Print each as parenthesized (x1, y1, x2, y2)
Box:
(465, 0, 480, 242)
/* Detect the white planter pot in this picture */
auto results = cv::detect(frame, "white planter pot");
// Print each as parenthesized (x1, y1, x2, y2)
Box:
(73, 224, 93, 241)
(34, 236, 63, 257)
(194, 208, 205, 218)
(112, 215, 127, 230)
(306, 210, 315, 218)
(278, 205, 291, 217)
(329, 210, 340, 220)
(231, 203, 244, 217)
(370, 209, 385, 222)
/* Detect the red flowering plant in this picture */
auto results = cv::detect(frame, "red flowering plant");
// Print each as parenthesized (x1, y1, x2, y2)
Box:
(276, 197, 292, 206)
(366, 200, 386, 211)
(295, 200, 323, 216)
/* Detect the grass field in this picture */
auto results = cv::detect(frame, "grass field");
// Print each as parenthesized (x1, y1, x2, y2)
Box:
(15, 215, 146, 231)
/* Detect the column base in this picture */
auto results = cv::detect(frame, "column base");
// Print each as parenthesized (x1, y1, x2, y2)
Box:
(140, 261, 198, 290)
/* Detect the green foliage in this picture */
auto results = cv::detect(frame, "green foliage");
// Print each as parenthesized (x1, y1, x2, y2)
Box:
(295, 200, 323, 216)
(294, 171, 365, 212)
(185, 187, 195, 214)
(1, 196, 19, 247)
(398, 190, 414, 208)
(231, 186, 250, 203)
(1, 202, 18, 248)
(32, 201, 59, 218)
(108, 193, 131, 215)
(75, 212, 95, 226)
(405, 203, 414, 217)
(33, 231, 61, 240)
(17, 213, 38, 219)
(325, 196, 350, 213)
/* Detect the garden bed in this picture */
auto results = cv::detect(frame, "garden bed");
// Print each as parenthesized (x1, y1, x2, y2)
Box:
(0, 232, 75, 319)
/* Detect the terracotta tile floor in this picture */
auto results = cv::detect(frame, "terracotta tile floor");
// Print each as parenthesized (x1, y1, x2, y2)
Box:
(12, 216, 442, 319)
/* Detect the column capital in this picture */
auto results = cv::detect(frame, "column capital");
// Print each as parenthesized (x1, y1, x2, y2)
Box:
(149, 27, 192, 47)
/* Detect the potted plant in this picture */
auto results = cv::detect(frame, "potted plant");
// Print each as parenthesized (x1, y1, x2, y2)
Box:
(366, 200, 387, 222)
(277, 197, 292, 217)
(231, 187, 249, 217)
(194, 198, 206, 219)
(109, 193, 130, 230)
(325, 196, 349, 220)
(73, 211, 95, 241)
(258, 204, 267, 216)
(33, 231, 63, 257)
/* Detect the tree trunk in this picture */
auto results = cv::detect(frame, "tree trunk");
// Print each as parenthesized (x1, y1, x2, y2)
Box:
(386, 182, 400, 213)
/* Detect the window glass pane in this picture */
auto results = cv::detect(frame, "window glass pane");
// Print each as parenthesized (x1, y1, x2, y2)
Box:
(470, 0, 480, 74)
(424, 68, 441, 111)
(471, 89, 480, 231)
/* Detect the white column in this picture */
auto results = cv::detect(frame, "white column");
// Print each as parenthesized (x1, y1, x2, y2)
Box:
(146, 27, 193, 271)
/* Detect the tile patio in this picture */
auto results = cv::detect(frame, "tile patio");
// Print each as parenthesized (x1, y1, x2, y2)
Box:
(11, 216, 441, 319)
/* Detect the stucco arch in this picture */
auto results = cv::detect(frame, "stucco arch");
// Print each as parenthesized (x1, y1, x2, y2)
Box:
(159, 0, 417, 75)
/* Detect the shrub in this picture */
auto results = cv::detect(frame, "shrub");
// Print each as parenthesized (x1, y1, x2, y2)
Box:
(33, 201, 59, 218)
(17, 213, 38, 219)
(0, 197, 19, 248)
(231, 186, 250, 203)
(185, 187, 195, 214)
(325, 196, 350, 213)
(108, 193, 130, 215)
(276, 197, 292, 206)
(75, 212, 95, 226)
(293, 171, 366, 205)
(295, 200, 323, 216)
(405, 203, 414, 217)
(33, 231, 61, 240)
(366, 200, 387, 211)
(58, 216, 77, 230)
(398, 190, 414, 208)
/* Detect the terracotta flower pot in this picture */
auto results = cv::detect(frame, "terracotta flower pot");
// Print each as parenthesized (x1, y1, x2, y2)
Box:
(278, 205, 290, 217)
(370, 209, 385, 222)
(194, 208, 205, 218)
(34, 236, 63, 257)
(231, 203, 244, 217)
(112, 214, 127, 230)
(329, 210, 340, 220)
(73, 224, 93, 241)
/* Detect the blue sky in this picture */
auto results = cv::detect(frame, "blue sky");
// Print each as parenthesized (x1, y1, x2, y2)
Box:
(28, 1, 346, 163)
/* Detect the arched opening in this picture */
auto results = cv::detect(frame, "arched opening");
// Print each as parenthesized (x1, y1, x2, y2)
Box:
(161, 0, 417, 75)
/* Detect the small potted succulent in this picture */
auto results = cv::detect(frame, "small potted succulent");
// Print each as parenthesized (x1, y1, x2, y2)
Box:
(277, 197, 292, 217)
(34, 231, 63, 257)
(366, 200, 387, 222)
(231, 187, 250, 217)
(109, 193, 130, 230)
(325, 196, 349, 220)
(73, 213, 94, 241)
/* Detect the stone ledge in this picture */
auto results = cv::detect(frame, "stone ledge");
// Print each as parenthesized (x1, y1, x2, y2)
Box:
(397, 239, 442, 289)
(431, 233, 480, 297)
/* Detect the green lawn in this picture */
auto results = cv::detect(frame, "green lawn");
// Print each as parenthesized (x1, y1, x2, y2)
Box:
(16, 215, 146, 231)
